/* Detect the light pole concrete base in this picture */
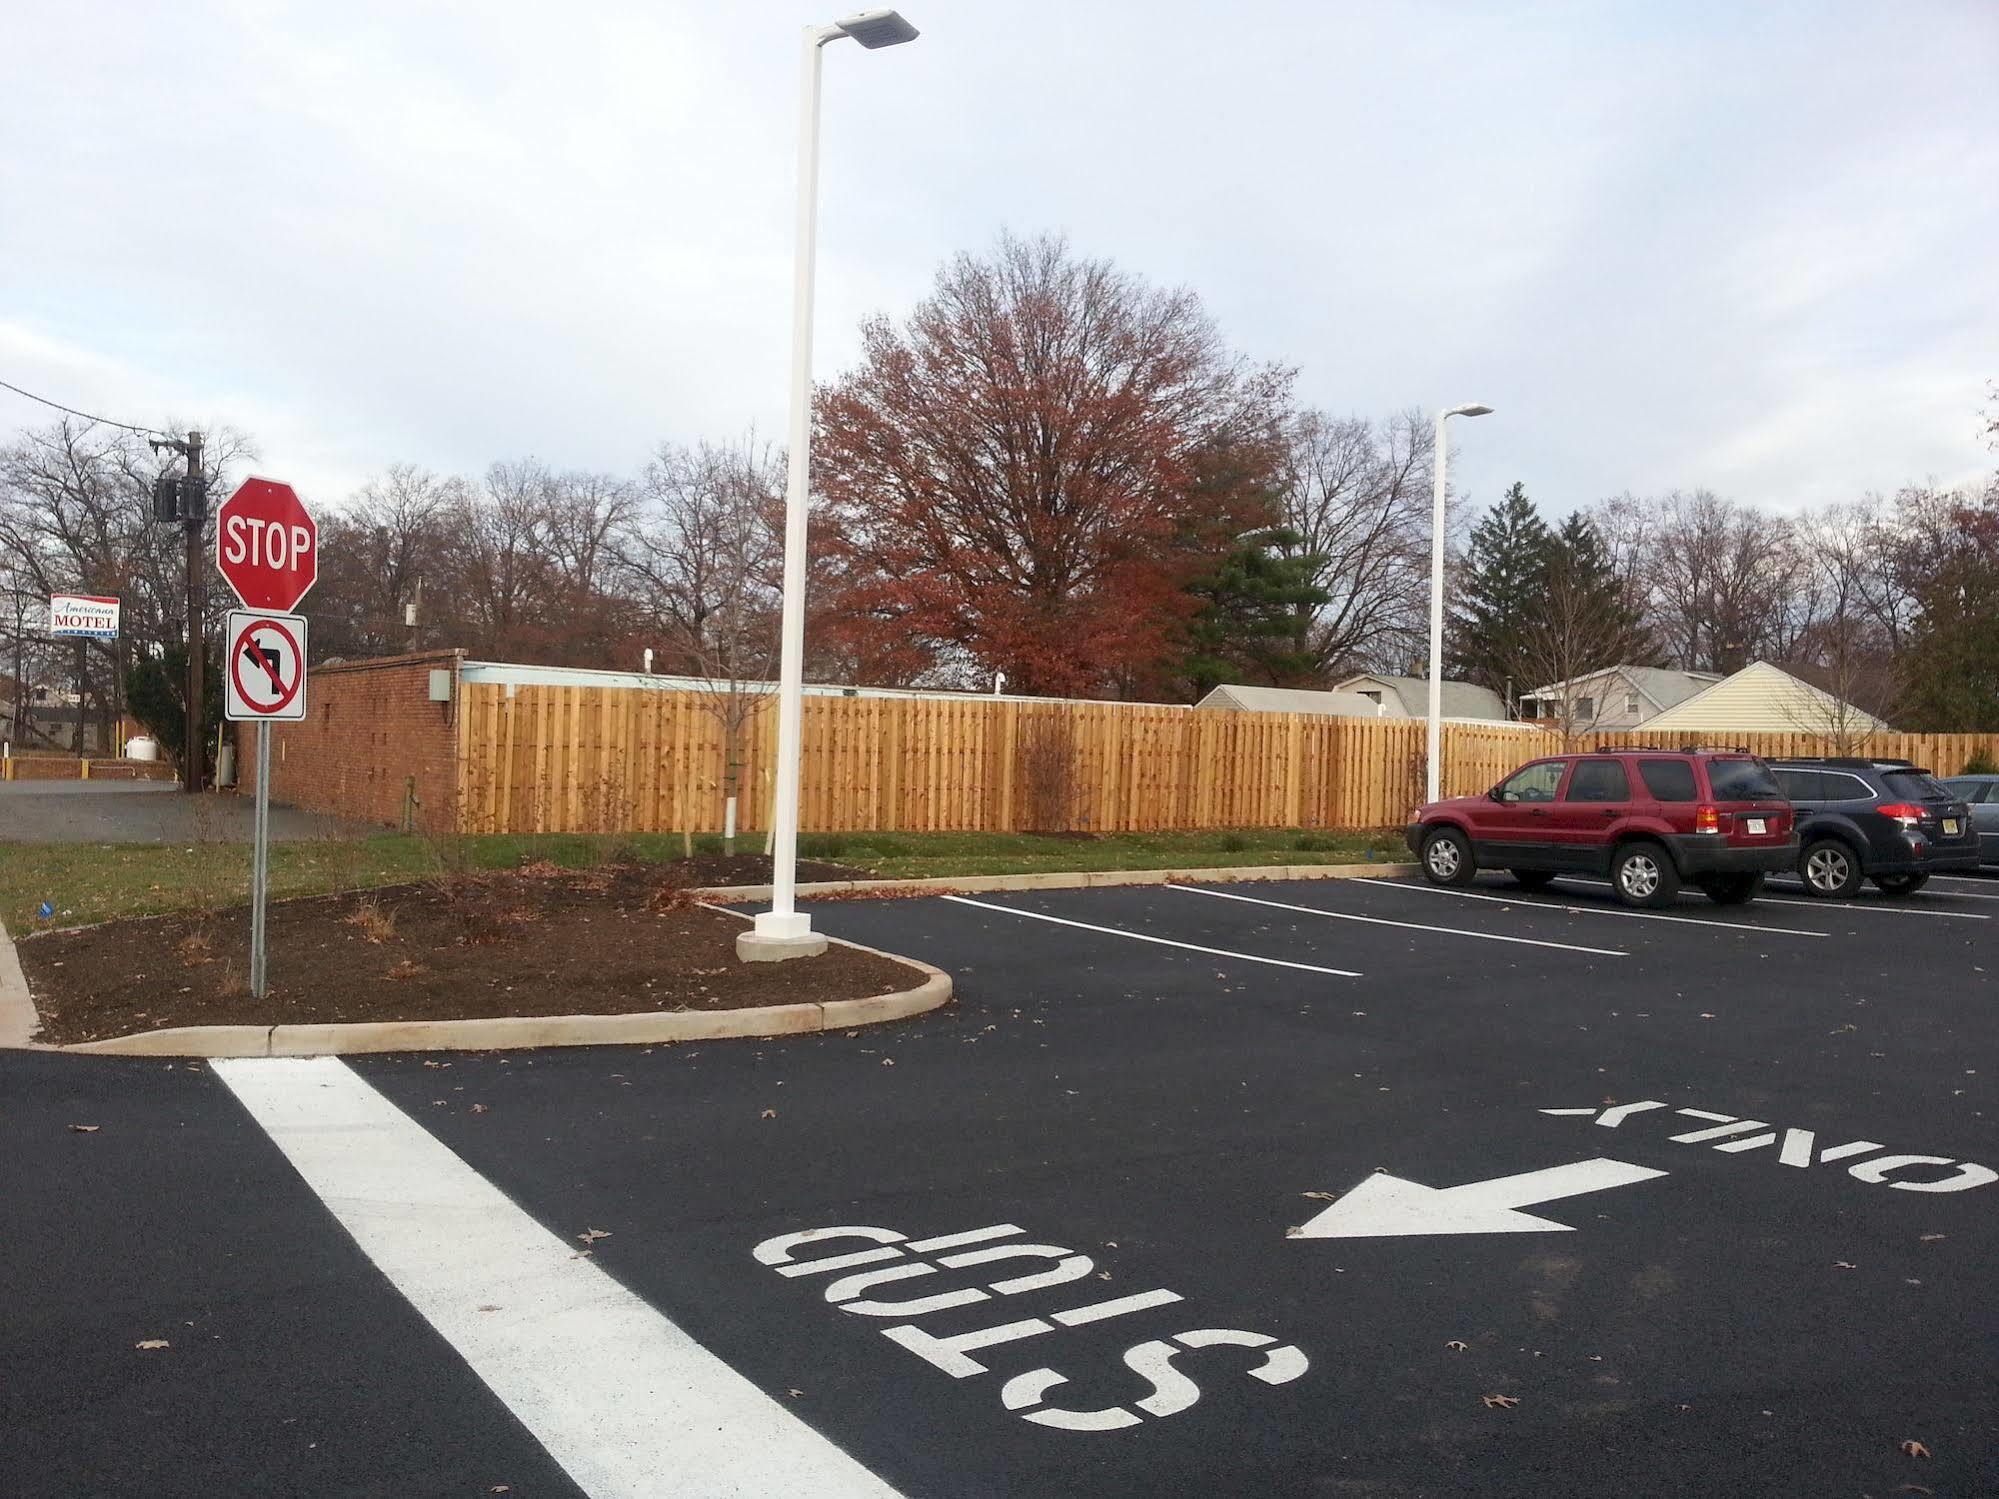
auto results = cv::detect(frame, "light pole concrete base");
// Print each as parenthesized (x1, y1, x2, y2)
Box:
(736, 929, 829, 963)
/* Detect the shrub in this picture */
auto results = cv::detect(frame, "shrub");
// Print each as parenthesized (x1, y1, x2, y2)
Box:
(1292, 832, 1330, 853)
(799, 834, 849, 860)
(1961, 746, 1998, 775)
(1218, 832, 1248, 853)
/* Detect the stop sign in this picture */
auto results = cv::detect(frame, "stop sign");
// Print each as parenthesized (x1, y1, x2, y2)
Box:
(216, 477, 317, 612)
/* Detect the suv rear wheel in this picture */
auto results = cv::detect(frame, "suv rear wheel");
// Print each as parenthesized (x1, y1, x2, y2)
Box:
(1698, 872, 1764, 906)
(1420, 827, 1477, 887)
(1611, 841, 1680, 908)
(1871, 872, 1930, 896)
(1799, 838, 1864, 898)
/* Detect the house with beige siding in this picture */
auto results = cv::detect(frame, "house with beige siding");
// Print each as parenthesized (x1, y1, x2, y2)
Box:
(1637, 660, 1889, 739)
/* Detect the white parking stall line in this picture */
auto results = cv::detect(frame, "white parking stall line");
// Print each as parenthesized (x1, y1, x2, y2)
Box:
(1167, 884, 1628, 957)
(1355, 879, 1830, 937)
(940, 896, 1361, 977)
(214, 1057, 904, 1499)
(1562, 876, 1990, 921)
(1767, 878, 1999, 903)
(1928, 873, 1999, 887)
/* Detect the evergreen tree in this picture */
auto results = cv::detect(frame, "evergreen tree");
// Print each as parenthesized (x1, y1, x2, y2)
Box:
(125, 643, 222, 780)
(1543, 512, 1652, 670)
(1178, 527, 1330, 699)
(1447, 482, 1552, 697)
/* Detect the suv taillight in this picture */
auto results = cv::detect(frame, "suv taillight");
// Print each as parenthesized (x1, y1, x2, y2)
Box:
(1876, 802, 1925, 827)
(1695, 804, 1720, 834)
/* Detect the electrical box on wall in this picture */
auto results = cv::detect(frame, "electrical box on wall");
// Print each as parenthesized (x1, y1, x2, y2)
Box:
(428, 669, 453, 702)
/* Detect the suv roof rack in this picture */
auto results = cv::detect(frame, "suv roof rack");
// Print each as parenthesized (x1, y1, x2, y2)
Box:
(1600, 745, 1756, 755)
(1771, 755, 1916, 769)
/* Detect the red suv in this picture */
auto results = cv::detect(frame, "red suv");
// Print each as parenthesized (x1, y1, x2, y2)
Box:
(1405, 750, 1800, 908)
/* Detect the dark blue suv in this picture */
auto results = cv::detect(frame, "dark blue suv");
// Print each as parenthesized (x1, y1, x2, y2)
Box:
(1768, 758, 1980, 896)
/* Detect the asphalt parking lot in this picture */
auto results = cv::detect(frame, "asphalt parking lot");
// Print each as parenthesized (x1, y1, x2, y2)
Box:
(0, 780, 375, 842)
(4, 870, 1993, 1498)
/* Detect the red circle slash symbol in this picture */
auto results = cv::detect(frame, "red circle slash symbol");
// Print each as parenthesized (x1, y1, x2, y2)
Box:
(230, 617, 303, 714)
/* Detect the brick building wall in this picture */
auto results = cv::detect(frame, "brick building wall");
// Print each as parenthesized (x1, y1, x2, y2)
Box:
(235, 650, 464, 831)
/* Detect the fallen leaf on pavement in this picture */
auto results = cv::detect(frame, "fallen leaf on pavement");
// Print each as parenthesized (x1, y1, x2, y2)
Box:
(1918, 1233, 1945, 1242)
(761, 1109, 778, 1120)
(787, 1388, 804, 1399)
(881, 1058, 895, 1067)
(1481, 1394, 1519, 1409)
(578, 1228, 612, 1244)
(1445, 1341, 1468, 1352)
(134, 1339, 169, 1350)
(69, 1124, 100, 1133)
(1832, 1261, 1857, 1269)
(1900, 1439, 1931, 1459)
(470, 1103, 489, 1114)
(1301, 1191, 1337, 1201)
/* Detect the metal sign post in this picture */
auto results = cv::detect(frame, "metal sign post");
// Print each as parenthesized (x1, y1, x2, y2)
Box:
(251, 723, 272, 997)
(215, 475, 316, 1001)
(222, 607, 309, 1002)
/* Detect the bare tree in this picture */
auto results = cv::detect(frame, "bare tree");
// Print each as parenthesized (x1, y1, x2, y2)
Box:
(448, 458, 558, 658)
(543, 469, 638, 664)
(0, 417, 252, 756)
(315, 464, 465, 658)
(1275, 408, 1433, 677)
(1777, 500, 1906, 746)
(615, 434, 784, 844)
(1636, 490, 1803, 671)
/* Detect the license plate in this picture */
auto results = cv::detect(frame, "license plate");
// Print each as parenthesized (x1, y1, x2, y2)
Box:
(1745, 818, 1766, 834)
(1944, 818, 1960, 835)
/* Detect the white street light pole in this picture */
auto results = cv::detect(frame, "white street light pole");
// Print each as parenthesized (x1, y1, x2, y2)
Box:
(743, 9, 919, 963)
(1425, 403, 1493, 806)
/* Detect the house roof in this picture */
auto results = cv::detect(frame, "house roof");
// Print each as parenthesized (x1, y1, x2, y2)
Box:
(1194, 685, 1387, 717)
(1521, 664, 1721, 712)
(1639, 660, 1892, 734)
(1331, 673, 1510, 721)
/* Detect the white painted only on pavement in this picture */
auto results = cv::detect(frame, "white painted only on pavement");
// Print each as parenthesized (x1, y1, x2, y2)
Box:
(215, 1057, 904, 1499)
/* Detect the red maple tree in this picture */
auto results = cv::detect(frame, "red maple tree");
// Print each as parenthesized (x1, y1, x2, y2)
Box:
(810, 232, 1292, 697)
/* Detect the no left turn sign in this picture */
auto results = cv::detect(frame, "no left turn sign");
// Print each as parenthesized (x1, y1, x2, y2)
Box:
(224, 610, 309, 721)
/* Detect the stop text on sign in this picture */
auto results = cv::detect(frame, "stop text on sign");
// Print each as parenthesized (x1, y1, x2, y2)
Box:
(221, 515, 313, 573)
(753, 1218, 1307, 1434)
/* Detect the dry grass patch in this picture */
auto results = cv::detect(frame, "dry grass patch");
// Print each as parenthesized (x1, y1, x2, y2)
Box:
(344, 898, 397, 944)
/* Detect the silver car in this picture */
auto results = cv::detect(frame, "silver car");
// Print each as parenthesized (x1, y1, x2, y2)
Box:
(1942, 774, 1999, 867)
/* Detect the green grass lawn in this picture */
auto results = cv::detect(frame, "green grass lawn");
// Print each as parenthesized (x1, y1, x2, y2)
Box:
(0, 827, 1406, 932)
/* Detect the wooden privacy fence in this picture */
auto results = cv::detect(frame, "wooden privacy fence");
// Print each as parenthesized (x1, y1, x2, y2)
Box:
(454, 681, 1999, 837)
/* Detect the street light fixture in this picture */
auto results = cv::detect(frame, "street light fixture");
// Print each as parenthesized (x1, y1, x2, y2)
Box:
(1425, 402, 1493, 806)
(741, 10, 920, 964)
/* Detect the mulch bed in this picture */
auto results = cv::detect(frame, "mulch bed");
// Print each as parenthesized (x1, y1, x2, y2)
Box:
(669, 853, 869, 885)
(20, 863, 925, 1045)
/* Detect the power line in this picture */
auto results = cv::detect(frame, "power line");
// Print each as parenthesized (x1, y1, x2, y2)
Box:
(0, 377, 168, 439)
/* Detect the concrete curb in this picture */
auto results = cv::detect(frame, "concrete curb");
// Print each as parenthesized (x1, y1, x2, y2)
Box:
(692, 859, 1420, 904)
(0, 918, 41, 1047)
(31, 941, 951, 1059)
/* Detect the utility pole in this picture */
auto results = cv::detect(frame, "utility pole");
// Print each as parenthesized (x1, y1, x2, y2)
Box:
(183, 429, 205, 793)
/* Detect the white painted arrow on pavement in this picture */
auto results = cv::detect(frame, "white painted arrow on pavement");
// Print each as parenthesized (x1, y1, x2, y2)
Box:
(1291, 1158, 1668, 1239)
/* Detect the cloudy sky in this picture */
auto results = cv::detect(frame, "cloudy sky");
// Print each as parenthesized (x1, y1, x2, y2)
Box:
(3, 0, 1994, 519)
